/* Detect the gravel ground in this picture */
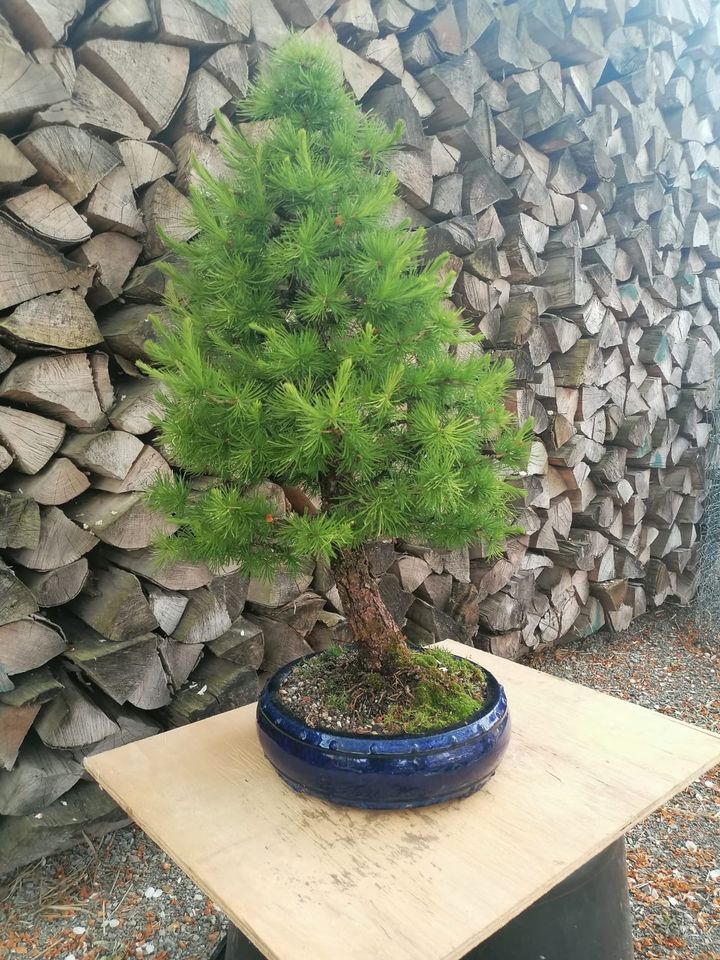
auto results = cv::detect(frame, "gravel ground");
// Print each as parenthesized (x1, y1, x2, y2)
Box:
(0, 828, 226, 960)
(1, 604, 717, 960)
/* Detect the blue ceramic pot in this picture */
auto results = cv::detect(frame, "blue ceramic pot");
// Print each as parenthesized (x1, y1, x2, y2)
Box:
(256, 652, 510, 809)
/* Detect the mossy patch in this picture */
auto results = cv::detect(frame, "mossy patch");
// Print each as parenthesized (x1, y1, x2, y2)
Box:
(277, 646, 488, 735)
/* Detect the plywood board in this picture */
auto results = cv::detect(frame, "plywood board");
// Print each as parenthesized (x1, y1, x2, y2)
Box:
(86, 642, 720, 960)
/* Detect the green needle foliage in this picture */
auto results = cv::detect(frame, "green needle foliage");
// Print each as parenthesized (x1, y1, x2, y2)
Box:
(143, 36, 531, 579)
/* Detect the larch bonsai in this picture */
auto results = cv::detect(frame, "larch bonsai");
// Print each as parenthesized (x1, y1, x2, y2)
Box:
(144, 37, 530, 678)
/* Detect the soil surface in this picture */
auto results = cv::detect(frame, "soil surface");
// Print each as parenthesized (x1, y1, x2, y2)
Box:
(1, 604, 717, 960)
(276, 645, 488, 734)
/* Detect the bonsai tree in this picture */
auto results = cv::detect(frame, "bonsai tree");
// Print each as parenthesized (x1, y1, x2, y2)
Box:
(144, 37, 530, 678)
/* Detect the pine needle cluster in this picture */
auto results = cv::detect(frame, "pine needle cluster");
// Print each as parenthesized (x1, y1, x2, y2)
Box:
(144, 36, 531, 577)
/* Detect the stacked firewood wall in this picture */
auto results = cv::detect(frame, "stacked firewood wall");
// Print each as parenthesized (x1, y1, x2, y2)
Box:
(1, 0, 719, 870)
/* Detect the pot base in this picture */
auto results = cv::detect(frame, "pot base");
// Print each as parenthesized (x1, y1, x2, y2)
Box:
(272, 765, 497, 809)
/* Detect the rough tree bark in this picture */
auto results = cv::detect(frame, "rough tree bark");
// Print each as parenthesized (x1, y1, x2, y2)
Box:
(332, 546, 409, 672)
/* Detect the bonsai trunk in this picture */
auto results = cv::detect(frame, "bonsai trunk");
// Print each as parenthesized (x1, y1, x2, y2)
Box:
(331, 546, 409, 673)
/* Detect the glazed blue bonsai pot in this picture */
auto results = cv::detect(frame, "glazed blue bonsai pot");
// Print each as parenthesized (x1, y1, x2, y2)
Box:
(256, 651, 510, 809)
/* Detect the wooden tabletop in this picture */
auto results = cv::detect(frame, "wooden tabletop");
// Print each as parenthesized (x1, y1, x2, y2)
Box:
(86, 641, 720, 960)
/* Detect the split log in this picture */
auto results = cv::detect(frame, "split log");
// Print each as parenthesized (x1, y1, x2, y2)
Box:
(163, 653, 257, 727)
(303, 17, 383, 99)
(165, 69, 232, 139)
(0, 779, 128, 876)
(3, 458, 90, 506)
(550, 340, 604, 386)
(0, 616, 66, 675)
(203, 43, 249, 98)
(93, 444, 171, 493)
(173, 132, 229, 193)
(171, 585, 233, 645)
(406, 597, 465, 644)
(476, 592, 525, 632)
(462, 155, 513, 214)
(98, 304, 168, 362)
(73, 0, 154, 41)
(147, 585, 189, 635)
(101, 545, 213, 590)
(0, 491, 40, 549)
(66, 490, 176, 549)
(154, 0, 241, 45)
(71, 693, 161, 767)
(35, 672, 118, 750)
(307, 610, 352, 651)
(248, 594, 325, 648)
(247, 561, 315, 608)
(18, 126, 120, 206)
(61, 430, 143, 480)
(0, 135, 36, 188)
(71, 565, 158, 642)
(0, 218, 94, 312)
(0, 667, 62, 771)
(141, 178, 197, 259)
(3, 186, 92, 248)
(2, 0, 85, 46)
(385, 147, 432, 209)
(249, 609, 315, 672)
(208, 618, 265, 668)
(33, 65, 151, 141)
(69, 232, 141, 309)
(0, 290, 102, 351)
(0, 560, 38, 626)
(65, 630, 170, 710)
(0, 734, 82, 817)
(76, 39, 190, 134)
(157, 637, 203, 691)
(0, 47, 66, 127)
(108, 378, 164, 435)
(83, 166, 144, 237)
(117, 139, 176, 189)
(0, 407, 65, 475)
(20, 559, 90, 607)
(0, 353, 108, 431)
(393, 555, 433, 593)
(8, 505, 97, 571)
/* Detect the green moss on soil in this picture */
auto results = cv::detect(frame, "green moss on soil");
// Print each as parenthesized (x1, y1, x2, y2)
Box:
(277, 646, 488, 735)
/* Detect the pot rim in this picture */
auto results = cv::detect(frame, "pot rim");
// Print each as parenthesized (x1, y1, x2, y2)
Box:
(260, 648, 506, 744)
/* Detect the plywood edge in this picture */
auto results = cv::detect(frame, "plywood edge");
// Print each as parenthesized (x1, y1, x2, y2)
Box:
(447, 749, 720, 959)
(435, 641, 720, 957)
(82, 761, 281, 959)
(435, 640, 720, 745)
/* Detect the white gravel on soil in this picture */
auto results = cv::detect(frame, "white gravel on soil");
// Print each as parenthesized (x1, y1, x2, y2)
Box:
(0, 826, 226, 960)
(1, 605, 717, 960)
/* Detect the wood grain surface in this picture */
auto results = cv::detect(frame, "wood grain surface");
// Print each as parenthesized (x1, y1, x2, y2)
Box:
(86, 642, 720, 960)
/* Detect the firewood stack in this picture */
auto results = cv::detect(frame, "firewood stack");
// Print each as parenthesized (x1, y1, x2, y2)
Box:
(1, 0, 719, 870)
